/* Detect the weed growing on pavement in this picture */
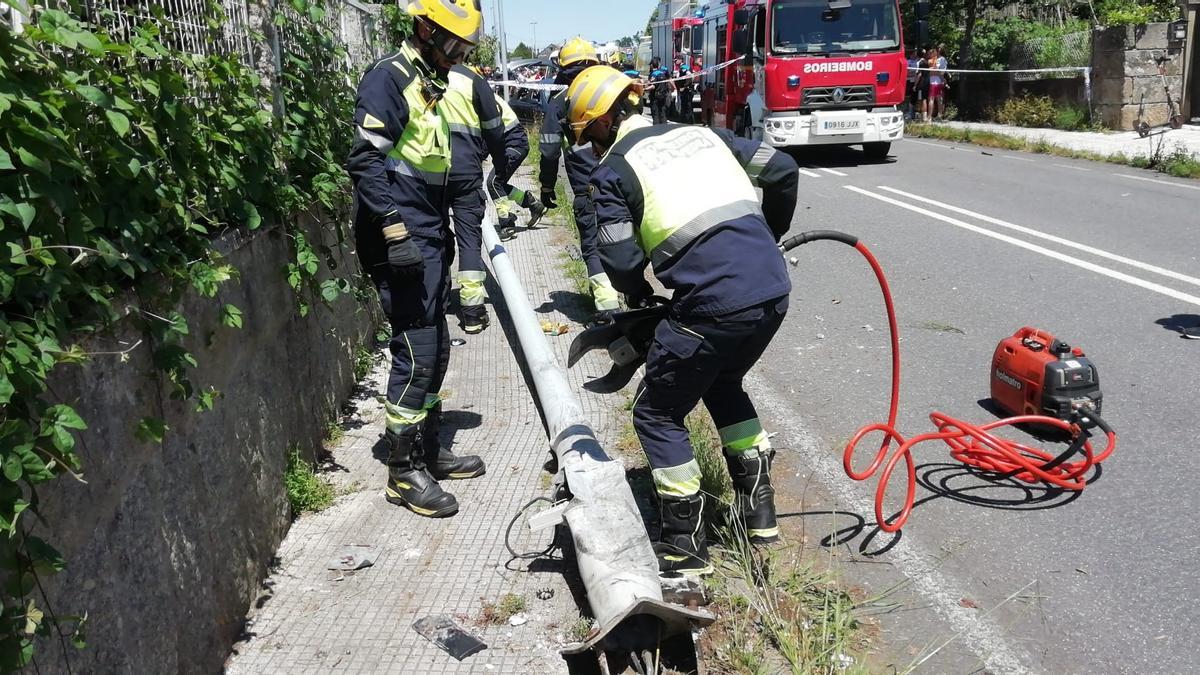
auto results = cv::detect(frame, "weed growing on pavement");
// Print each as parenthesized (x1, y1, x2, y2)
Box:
(322, 418, 345, 449)
(565, 616, 594, 643)
(353, 344, 377, 382)
(285, 448, 335, 516)
(908, 123, 1200, 180)
(525, 125, 542, 168)
(479, 593, 527, 624)
(688, 409, 734, 512)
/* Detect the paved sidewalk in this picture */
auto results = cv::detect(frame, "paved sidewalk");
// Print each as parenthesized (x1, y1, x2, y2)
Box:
(225, 164, 626, 674)
(936, 120, 1200, 158)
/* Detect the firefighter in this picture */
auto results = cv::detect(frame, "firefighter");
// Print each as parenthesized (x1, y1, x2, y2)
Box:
(439, 63, 515, 334)
(346, 0, 486, 519)
(486, 91, 544, 242)
(565, 67, 800, 575)
(676, 64, 695, 124)
(538, 38, 621, 319)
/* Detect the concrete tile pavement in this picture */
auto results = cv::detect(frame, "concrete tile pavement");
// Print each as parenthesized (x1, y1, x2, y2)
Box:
(936, 120, 1200, 159)
(225, 164, 629, 674)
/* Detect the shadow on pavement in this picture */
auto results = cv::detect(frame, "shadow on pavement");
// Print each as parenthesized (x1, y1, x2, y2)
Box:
(1155, 313, 1200, 337)
(536, 290, 595, 325)
(784, 144, 899, 168)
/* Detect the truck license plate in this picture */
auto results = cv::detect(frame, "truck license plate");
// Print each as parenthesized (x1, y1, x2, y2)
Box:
(821, 119, 862, 133)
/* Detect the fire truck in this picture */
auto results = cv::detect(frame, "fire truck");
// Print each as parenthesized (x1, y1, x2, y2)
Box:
(650, 1, 704, 71)
(699, 0, 908, 159)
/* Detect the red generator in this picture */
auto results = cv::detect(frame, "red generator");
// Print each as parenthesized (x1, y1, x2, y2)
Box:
(990, 327, 1103, 420)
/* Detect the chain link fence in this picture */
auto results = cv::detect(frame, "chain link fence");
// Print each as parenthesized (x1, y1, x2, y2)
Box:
(1009, 30, 1092, 79)
(4, 0, 381, 81)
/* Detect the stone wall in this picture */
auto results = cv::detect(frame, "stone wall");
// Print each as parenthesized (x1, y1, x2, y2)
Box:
(1092, 22, 1186, 130)
(28, 212, 376, 673)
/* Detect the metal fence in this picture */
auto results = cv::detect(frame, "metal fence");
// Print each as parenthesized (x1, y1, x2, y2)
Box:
(4, 0, 381, 78)
(1009, 30, 1092, 78)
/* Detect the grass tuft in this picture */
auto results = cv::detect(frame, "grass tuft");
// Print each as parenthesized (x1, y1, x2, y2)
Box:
(479, 593, 527, 625)
(908, 123, 1200, 180)
(285, 447, 335, 515)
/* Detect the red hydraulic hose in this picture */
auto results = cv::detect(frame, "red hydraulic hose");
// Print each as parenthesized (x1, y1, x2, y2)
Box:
(782, 234, 1118, 533)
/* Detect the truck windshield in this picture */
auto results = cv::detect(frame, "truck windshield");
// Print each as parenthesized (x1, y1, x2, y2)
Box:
(772, 0, 900, 55)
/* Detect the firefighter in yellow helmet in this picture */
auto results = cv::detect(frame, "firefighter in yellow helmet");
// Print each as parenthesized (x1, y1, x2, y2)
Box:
(566, 66, 800, 576)
(346, 0, 487, 520)
(538, 37, 621, 321)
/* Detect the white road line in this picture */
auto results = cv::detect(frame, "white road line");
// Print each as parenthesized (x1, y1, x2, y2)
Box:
(746, 376, 1036, 675)
(798, 169, 822, 178)
(818, 167, 849, 176)
(904, 138, 957, 150)
(1053, 163, 1090, 171)
(845, 185, 1200, 308)
(1114, 173, 1200, 192)
(876, 186, 1200, 289)
(998, 154, 1036, 163)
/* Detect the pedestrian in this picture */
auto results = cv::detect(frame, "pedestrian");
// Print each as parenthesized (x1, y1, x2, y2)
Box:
(905, 47, 919, 121)
(928, 46, 946, 120)
(565, 67, 801, 575)
(346, 0, 487, 519)
(538, 38, 621, 320)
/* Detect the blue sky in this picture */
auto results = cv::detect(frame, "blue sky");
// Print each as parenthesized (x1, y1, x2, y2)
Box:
(480, 0, 652, 52)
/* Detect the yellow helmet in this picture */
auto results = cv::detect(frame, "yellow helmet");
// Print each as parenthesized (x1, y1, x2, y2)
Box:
(564, 66, 637, 144)
(407, 0, 484, 45)
(606, 51, 620, 65)
(558, 36, 599, 68)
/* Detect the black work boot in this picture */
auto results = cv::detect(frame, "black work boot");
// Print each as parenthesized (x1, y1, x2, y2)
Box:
(524, 199, 546, 229)
(498, 214, 518, 241)
(384, 425, 459, 518)
(726, 449, 780, 544)
(422, 404, 486, 480)
(654, 493, 714, 576)
(461, 305, 490, 334)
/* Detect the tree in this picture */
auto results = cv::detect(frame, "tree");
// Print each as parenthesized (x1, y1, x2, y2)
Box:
(468, 34, 498, 67)
(618, 36, 633, 48)
(509, 42, 533, 59)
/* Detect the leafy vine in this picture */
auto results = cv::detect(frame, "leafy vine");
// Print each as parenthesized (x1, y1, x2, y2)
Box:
(0, 0, 358, 667)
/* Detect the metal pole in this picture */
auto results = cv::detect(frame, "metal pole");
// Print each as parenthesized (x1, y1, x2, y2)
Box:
(478, 194, 682, 645)
(496, 0, 509, 100)
(531, 20, 537, 57)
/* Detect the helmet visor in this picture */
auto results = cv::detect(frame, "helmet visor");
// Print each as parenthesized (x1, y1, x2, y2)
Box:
(427, 22, 475, 64)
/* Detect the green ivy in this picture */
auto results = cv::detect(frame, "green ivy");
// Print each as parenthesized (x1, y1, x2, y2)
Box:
(0, 0, 357, 667)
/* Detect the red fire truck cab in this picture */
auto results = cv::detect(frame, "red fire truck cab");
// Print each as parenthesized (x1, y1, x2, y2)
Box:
(700, 0, 907, 158)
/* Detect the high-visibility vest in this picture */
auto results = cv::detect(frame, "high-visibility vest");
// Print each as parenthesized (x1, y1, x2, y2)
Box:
(383, 42, 453, 185)
(603, 117, 762, 266)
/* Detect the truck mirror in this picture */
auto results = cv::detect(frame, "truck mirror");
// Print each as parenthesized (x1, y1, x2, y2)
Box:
(734, 9, 750, 26)
(916, 0, 931, 19)
(917, 19, 929, 47)
(732, 27, 749, 55)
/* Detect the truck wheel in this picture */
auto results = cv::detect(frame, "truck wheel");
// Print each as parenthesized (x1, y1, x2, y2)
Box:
(863, 142, 891, 160)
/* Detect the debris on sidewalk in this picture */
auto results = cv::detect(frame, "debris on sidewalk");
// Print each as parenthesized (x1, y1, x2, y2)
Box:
(325, 544, 377, 571)
(540, 320, 570, 335)
(413, 614, 488, 661)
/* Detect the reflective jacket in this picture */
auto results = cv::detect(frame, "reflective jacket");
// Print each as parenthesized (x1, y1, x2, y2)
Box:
(538, 90, 597, 198)
(347, 42, 452, 236)
(440, 65, 508, 186)
(589, 116, 799, 316)
(497, 95, 527, 184)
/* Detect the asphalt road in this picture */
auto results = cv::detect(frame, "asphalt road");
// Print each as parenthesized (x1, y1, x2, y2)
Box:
(757, 137, 1200, 674)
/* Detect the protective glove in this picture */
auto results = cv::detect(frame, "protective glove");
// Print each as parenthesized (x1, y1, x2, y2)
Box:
(540, 189, 558, 210)
(387, 237, 424, 280)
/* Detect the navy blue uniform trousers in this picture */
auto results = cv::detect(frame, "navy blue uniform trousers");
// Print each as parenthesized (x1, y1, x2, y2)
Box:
(633, 296, 789, 472)
(354, 186, 454, 413)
